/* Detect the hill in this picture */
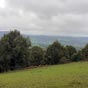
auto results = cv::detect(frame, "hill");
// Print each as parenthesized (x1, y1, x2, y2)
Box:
(29, 35, 88, 49)
(0, 62, 88, 88)
(0, 31, 88, 49)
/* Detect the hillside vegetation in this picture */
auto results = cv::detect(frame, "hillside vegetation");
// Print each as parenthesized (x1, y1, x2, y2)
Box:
(0, 62, 88, 88)
(0, 30, 88, 72)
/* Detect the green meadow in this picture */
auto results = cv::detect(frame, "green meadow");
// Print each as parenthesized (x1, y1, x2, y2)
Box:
(0, 62, 88, 88)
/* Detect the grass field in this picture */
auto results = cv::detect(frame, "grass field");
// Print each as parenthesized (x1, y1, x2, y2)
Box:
(0, 62, 88, 88)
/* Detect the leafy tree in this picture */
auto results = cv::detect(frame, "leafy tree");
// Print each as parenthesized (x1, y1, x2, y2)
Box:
(45, 41, 65, 65)
(29, 46, 44, 66)
(59, 56, 70, 64)
(82, 44, 88, 60)
(0, 30, 31, 72)
(65, 45, 77, 61)
(72, 51, 84, 62)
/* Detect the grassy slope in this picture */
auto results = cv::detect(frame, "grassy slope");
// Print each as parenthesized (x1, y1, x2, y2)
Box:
(0, 62, 88, 88)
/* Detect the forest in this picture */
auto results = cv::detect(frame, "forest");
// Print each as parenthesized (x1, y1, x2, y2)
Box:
(0, 30, 88, 72)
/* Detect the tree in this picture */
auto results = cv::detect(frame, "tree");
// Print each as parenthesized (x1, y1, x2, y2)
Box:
(29, 46, 44, 66)
(45, 41, 65, 65)
(59, 56, 70, 64)
(72, 51, 84, 62)
(82, 44, 88, 60)
(0, 30, 31, 72)
(65, 45, 77, 61)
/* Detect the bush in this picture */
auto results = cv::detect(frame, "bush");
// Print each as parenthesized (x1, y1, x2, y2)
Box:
(72, 51, 84, 62)
(59, 57, 70, 64)
(82, 44, 88, 60)
(29, 46, 44, 66)
(65, 45, 77, 61)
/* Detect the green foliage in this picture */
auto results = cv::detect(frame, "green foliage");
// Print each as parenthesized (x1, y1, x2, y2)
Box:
(0, 30, 31, 72)
(29, 46, 44, 66)
(0, 29, 87, 73)
(65, 45, 77, 61)
(72, 51, 84, 62)
(82, 44, 88, 59)
(59, 56, 70, 64)
(45, 41, 65, 65)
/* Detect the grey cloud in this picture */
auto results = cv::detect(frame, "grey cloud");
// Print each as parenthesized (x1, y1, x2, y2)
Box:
(6, 0, 88, 15)
(0, 0, 88, 36)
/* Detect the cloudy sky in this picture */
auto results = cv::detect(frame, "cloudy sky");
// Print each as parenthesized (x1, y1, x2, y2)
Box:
(0, 0, 88, 36)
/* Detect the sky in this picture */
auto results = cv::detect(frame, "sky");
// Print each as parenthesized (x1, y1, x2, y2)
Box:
(0, 0, 88, 36)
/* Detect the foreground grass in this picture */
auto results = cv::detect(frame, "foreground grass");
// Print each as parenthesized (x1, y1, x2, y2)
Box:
(0, 62, 88, 88)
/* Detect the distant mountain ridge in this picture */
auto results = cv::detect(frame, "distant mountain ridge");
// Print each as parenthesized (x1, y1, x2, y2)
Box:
(0, 31, 88, 49)
(29, 35, 88, 49)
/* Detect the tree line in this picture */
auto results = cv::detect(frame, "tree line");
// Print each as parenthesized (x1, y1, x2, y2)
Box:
(0, 30, 88, 72)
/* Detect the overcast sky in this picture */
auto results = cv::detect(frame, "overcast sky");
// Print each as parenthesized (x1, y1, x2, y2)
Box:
(0, 0, 88, 36)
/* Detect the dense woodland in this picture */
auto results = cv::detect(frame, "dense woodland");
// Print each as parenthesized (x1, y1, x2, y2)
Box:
(0, 30, 88, 72)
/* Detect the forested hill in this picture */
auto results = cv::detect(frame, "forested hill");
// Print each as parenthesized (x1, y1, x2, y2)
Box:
(29, 35, 88, 49)
(0, 31, 88, 49)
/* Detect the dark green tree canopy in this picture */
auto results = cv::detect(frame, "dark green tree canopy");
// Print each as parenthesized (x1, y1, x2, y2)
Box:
(45, 41, 65, 65)
(0, 30, 87, 73)
(0, 30, 31, 72)
(72, 51, 84, 62)
(82, 44, 88, 59)
(29, 46, 44, 66)
(65, 45, 77, 60)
